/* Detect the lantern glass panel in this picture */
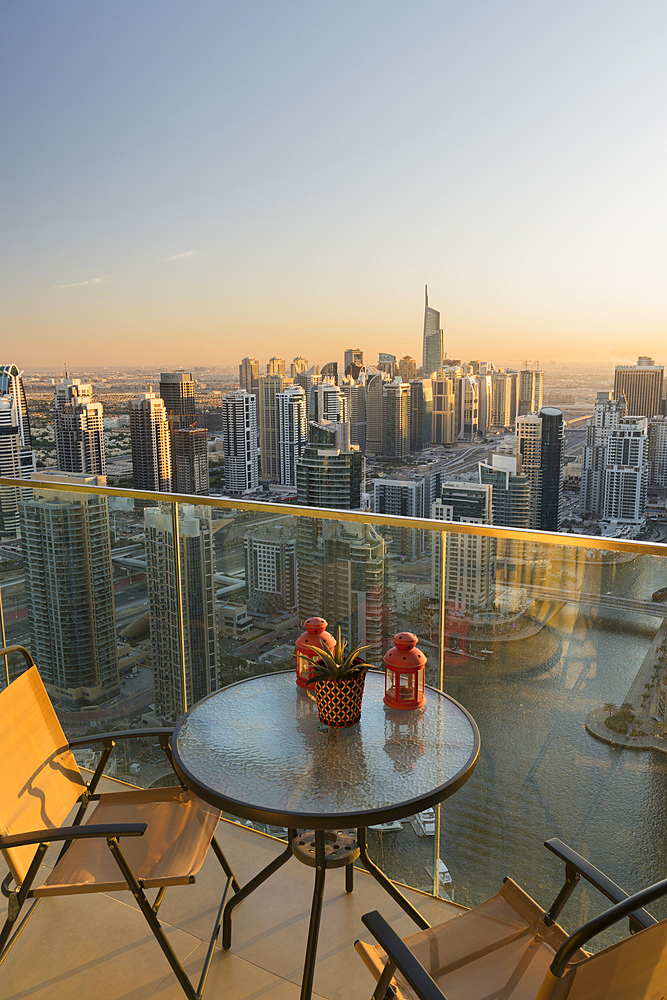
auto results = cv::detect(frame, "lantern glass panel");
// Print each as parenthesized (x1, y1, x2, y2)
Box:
(399, 673, 415, 701)
(418, 672, 425, 697)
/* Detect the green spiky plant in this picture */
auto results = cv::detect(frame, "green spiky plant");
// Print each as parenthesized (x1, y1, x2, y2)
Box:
(303, 627, 373, 681)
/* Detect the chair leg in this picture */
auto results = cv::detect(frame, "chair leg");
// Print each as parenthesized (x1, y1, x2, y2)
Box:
(107, 837, 198, 1000)
(0, 842, 48, 964)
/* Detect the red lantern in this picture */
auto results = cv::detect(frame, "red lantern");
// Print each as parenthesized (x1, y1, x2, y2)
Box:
(295, 617, 336, 688)
(383, 632, 426, 710)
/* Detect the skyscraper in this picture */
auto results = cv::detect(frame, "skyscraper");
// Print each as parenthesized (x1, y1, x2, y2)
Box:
(159, 371, 196, 429)
(432, 482, 494, 614)
(310, 381, 347, 424)
(239, 357, 259, 394)
(613, 357, 664, 420)
(344, 348, 363, 373)
(54, 376, 105, 475)
(382, 381, 411, 458)
(602, 416, 648, 528)
(456, 374, 479, 441)
(129, 391, 172, 492)
(278, 385, 307, 487)
(409, 379, 433, 451)
(0, 364, 36, 479)
(144, 505, 218, 720)
(399, 356, 417, 383)
(365, 372, 385, 454)
(478, 451, 531, 528)
(431, 375, 455, 444)
(518, 369, 544, 416)
(296, 420, 363, 509)
(422, 285, 444, 377)
(19, 473, 119, 709)
(297, 519, 385, 654)
(173, 426, 209, 495)
(244, 522, 298, 615)
(257, 373, 286, 482)
(290, 357, 309, 379)
(580, 392, 627, 517)
(341, 377, 367, 451)
(648, 415, 667, 486)
(0, 396, 22, 536)
(476, 374, 493, 437)
(516, 408, 563, 530)
(266, 357, 286, 376)
(222, 389, 258, 494)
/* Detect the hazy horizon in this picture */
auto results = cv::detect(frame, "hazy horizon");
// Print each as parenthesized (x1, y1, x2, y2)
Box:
(3, 2, 666, 367)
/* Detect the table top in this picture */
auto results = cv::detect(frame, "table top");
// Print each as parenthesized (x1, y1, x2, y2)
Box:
(172, 670, 480, 830)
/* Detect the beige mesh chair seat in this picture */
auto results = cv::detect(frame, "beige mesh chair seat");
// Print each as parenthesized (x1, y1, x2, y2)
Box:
(0, 653, 240, 1000)
(357, 840, 667, 1000)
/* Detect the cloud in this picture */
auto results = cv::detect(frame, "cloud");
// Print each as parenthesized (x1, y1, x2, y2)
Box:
(53, 277, 106, 289)
(165, 250, 194, 260)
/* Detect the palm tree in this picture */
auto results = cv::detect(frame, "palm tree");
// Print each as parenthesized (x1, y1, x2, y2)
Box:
(603, 702, 617, 719)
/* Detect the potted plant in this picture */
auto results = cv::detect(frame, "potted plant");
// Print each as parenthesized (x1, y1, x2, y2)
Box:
(303, 627, 373, 727)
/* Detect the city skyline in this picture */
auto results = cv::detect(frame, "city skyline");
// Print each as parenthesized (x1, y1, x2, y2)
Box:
(2, 3, 667, 366)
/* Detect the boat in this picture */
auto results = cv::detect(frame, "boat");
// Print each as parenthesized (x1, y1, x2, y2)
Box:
(411, 808, 436, 836)
(369, 820, 403, 833)
(424, 858, 452, 886)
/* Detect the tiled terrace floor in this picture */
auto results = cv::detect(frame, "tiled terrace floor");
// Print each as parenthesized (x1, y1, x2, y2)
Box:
(1, 809, 462, 1000)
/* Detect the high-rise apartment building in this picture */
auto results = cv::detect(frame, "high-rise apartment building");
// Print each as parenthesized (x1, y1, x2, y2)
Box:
(580, 392, 627, 517)
(648, 415, 667, 487)
(159, 371, 196, 430)
(409, 379, 433, 451)
(309, 381, 347, 424)
(278, 385, 307, 487)
(518, 369, 544, 416)
(422, 285, 444, 376)
(373, 467, 442, 558)
(129, 391, 172, 492)
(222, 390, 258, 494)
(478, 451, 531, 528)
(613, 357, 664, 420)
(296, 420, 363, 509)
(344, 348, 363, 373)
(399, 356, 417, 383)
(239, 357, 259, 394)
(54, 377, 105, 475)
(602, 416, 648, 528)
(431, 482, 494, 613)
(290, 357, 309, 379)
(516, 408, 563, 530)
(144, 505, 218, 720)
(383, 381, 411, 458)
(297, 519, 385, 654)
(365, 373, 385, 455)
(257, 373, 286, 482)
(0, 364, 35, 479)
(0, 396, 23, 536)
(266, 357, 286, 377)
(341, 377, 366, 451)
(476, 374, 493, 437)
(244, 522, 298, 615)
(456, 374, 479, 441)
(431, 375, 455, 444)
(19, 473, 119, 709)
(173, 426, 209, 495)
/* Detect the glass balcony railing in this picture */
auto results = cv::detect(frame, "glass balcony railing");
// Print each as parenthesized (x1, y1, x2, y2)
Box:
(1, 474, 666, 946)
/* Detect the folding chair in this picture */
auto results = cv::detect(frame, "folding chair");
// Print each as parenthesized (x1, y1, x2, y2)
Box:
(0, 648, 240, 999)
(357, 838, 667, 1000)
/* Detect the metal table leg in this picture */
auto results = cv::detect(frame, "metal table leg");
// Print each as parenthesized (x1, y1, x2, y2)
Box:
(357, 827, 430, 930)
(300, 829, 327, 1000)
(222, 829, 296, 950)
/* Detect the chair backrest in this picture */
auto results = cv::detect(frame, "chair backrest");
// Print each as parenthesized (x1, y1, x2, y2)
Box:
(0, 666, 86, 883)
(537, 918, 667, 1000)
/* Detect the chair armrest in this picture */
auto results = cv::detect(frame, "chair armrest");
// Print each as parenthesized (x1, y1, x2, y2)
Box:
(544, 838, 656, 931)
(0, 823, 147, 849)
(361, 911, 448, 1000)
(551, 877, 667, 977)
(0, 645, 35, 669)
(67, 728, 173, 748)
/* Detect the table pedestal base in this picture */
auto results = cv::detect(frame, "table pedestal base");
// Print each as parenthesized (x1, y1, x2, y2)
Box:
(222, 826, 430, 1000)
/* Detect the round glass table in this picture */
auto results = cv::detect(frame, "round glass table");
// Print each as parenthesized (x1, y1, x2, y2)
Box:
(172, 670, 480, 1000)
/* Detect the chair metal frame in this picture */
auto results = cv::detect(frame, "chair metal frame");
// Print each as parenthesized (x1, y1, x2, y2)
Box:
(0, 646, 240, 1000)
(360, 837, 667, 1000)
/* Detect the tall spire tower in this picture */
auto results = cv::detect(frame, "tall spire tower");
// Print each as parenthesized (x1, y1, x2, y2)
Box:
(422, 285, 444, 377)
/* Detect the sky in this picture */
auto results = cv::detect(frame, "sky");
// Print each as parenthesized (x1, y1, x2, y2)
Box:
(2, 1, 666, 369)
